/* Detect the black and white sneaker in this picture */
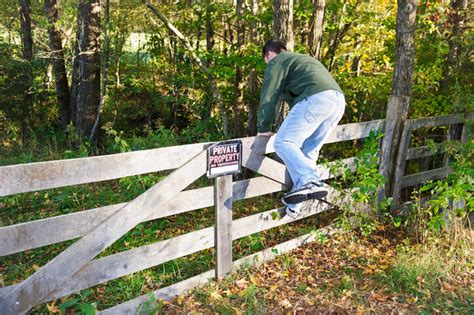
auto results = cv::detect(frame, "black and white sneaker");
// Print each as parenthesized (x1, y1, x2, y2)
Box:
(282, 181, 328, 205)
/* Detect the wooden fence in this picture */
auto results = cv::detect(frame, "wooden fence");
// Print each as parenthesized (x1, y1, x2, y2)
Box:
(391, 114, 470, 206)
(0, 112, 470, 314)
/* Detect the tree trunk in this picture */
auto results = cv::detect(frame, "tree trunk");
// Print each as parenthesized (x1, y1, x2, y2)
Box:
(19, 0, 33, 60)
(272, 0, 294, 51)
(70, 0, 101, 140)
(383, 0, 417, 201)
(440, 0, 468, 93)
(205, 1, 214, 67)
(234, 0, 246, 137)
(247, 0, 259, 136)
(19, 0, 34, 138)
(272, 0, 294, 130)
(144, 0, 229, 137)
(308, 0, 326, 59)
(45, 0, 71, 132)
(392, 0, 417, 97)
(90, 0, 110, 141)
(325, 0, 361, 71)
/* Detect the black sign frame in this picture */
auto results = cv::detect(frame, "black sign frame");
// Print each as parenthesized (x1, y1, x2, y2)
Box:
(206, 140, 243, 178)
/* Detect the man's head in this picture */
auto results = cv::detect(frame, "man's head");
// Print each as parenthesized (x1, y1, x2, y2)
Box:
(262, 39, 287, 63)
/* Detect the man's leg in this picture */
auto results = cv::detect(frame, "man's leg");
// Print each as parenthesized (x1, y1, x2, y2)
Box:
(302, 90, 346, 162)
(281, 90, 345, 205)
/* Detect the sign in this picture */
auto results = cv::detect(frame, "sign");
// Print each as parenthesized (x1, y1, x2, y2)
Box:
(207, 140, 242, 177)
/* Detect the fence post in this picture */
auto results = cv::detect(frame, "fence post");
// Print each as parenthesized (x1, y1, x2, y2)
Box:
(378, 96, 410, 203)
(390, 121, 412, 209)
(214, 174, 233, 279)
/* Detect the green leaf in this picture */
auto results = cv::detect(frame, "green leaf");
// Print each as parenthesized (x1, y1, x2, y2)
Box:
(80, 303, 96, 315)
(59, 298, 80, 313)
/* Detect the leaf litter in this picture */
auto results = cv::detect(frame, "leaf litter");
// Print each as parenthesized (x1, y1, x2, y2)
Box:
(159, 225, 473, 314)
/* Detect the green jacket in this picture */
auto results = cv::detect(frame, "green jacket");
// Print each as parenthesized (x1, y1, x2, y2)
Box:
(257, 51, 343, 132)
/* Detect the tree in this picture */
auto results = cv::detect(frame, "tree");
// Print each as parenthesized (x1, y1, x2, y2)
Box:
(247, 0, 259, 136)
(90, 0, 110, 141)
(144, 0, 230, 136)
(308, 0, 326, 59)
(272, 0, 294, 51)
(325, 0, 361, 71)
(44, 0, 71, 132)
(392, 0, 417, 97)
(234, 0, 246, 137)
(19, 0, 34, 136)
(272, 0, 294, 129)
(380, 0, 418, 200)
(440, 0, 469, 93)
(70, 0, 101, 140)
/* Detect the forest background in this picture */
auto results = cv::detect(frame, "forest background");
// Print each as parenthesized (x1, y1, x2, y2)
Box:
(0, 0, 472, 313)
(0, 0, 471, 159)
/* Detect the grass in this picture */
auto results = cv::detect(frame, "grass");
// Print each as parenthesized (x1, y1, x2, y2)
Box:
(161, 225, 473, 314)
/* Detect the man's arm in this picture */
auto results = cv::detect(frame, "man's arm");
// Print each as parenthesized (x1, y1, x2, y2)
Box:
(256, 63, 286, 133)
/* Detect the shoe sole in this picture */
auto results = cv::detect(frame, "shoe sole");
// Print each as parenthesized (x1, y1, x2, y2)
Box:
(283, 190, 328, 205)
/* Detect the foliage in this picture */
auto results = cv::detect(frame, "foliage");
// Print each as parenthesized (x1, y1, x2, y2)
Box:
(406, 139, 473, 241)
(329, 131, 386, 235)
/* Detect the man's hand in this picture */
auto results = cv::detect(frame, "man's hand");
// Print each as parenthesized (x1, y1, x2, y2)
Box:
(251, 132, 274, 154)
(257, 132, 275, 137)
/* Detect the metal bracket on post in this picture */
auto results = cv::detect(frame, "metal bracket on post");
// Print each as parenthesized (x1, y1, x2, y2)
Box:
(214, 175, 233, 279)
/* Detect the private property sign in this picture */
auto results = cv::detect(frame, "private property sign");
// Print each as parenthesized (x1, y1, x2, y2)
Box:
(207, 140, 242, 177)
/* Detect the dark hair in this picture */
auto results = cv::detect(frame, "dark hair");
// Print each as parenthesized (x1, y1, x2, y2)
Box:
(262, 39, 287, 58)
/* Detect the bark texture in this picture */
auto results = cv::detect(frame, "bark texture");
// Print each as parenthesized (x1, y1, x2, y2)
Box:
(45, 0, 71, 131)
(308, 0, 326, 59)
(440, 0, 469, 92)
(272, 0, 294, 51)
(392, 0, 418, 97)
(234, 0, 246, 137)
(272, 0, 294, 129)
(247, 0, 259, 136)
(70, 0, 101, 139)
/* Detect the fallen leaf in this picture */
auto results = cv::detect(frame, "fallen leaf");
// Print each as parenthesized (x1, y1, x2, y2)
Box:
(278, 298, 292, 308)
(442, 282, 455, 292)
(236, 278, 249, 290)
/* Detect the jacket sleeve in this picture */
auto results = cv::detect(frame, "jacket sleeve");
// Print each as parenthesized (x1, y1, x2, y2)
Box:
(257, 63, 286, 132)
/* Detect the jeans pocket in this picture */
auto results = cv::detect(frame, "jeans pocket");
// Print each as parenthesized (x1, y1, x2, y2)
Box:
(304, 102, 333, 123)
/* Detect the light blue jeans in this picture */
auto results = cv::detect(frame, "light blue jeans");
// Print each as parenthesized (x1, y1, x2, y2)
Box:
(274, 90, 345, 209)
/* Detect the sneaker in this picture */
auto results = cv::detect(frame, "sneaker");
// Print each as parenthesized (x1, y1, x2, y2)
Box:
(285, 203, 303, 219)
(286, 206, 301, 219)
(283, 181, 328, 205)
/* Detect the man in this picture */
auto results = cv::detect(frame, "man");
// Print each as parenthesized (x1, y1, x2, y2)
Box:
(256, 39, 345, 218)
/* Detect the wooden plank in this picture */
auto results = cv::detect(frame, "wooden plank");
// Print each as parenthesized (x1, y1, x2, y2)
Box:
(324, 119, 385, 143)
(0, 177, 285, 256)
(407, 143, 446, 160)
(408, 114, 466, 131)
(401, 167, 453, 189)
(98, 225, 338, 314)
(391, 121, 413, 208)
(214, 175, 233, 279)
(0, 120, 385, 197)
(0, 143, 209, 197)
(0, 188, 340, 304)
(0, 157, 356, 256)
(0, 149, 208, 314)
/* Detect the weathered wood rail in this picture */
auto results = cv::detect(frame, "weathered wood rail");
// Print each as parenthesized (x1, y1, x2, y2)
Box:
(391, 114, 471, 206)
(0, 112, 471, 313)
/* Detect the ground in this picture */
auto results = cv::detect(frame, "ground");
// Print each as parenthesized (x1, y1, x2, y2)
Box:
(157, 225, 474, 314)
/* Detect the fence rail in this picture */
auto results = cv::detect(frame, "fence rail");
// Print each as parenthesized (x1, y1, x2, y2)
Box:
(0, 114, 471, 314)
(391, 113, 471, 206)
(0, 119, 384, 314)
